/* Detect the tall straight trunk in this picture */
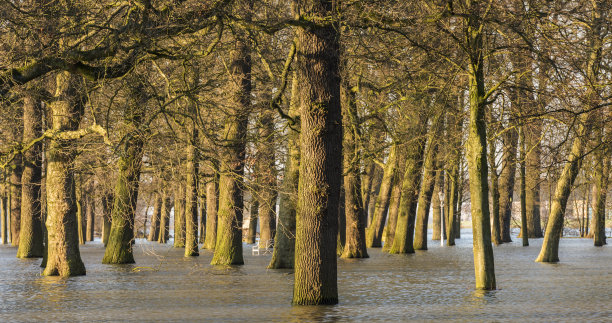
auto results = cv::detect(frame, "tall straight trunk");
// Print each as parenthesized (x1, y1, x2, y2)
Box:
(498, 129, 518, 243)
(361, 162, 375, 221)
(211, 11, 251, 265)
(269, 72, 299, 269)
(17, 96, 44, 258)
(1, 185, 6, 244)
(445, 102, 463, 246)
(10, 152, 22, 247)
(158, 195, 171, 244)
(184, 126, 200, 257)
(519, 127, 529, 246)
(432, 170, 443, 240)
(366, 144, 397, 248)
(592, 153, 609, 246)
(389, 127, 428, 254)
(246, 200, 258, 244)
(487, 122, 502, 246)
(43, 71, 86, 277)
(101, 193, 112, 246)
(414, 118, 442, 251)
(465, 6, 496, 289)
(255, 110, 277, 249)
(292, 0, 341, 305)
(382, 182, 401, 252)
(199, 195, 206, 244)
(173, 183, 185, 248)
(76, 188, 85, 245)
(366, 165, 383, 226)
(202, 163, 218, 249)
(455, 161, 463, 239)
(102, 86, 146, 264)
(85, 196, 94, 241)
(341, 84, 368, 259)
(525, 119, 543, 238)
(148, 195, 162, 241)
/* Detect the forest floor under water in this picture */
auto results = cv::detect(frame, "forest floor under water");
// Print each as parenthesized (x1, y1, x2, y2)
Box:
(1, 229, 611, 322)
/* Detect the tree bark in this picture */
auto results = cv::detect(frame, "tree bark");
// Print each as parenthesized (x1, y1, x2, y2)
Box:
(17, 96, 44, 258)
(173, 182, 185, 248)
(10, 150, 22, 247)
(101, 193, 112, 246)
(292, 0, 342, 305)
(184, 125, 200, 257)
(148, 194, 162, 241)
(524, 119, 543, 238)
(158, 194, 171, 244)
(255, 110, 277, 249)
(43, 71, 86, 277)
(85, 195, 94, 241)
(366, 144, 397, 248)
(432, 170, 443, 240)
(498, 128, 518, 243)
(202, 162, 218, 249)
(246, 199, 258, 244)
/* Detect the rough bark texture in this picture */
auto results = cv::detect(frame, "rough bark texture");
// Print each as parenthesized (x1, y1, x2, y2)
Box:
(466, 6, 496, 289)
(158, 195, 171, 244)
(85, 196, 94, 242)
(17, 96, 44, 258)
(432, 170, 443, 240)
(268, 72, 299, 269)
(389, 128, 427, 254)
(202, 163, 218, 249)
(592, 152, 609, 246)
(102, 87, 146, 265)
(184, 127, 199, 257)
(173, 183, 185, 248)
(382, 181, 401, 252)
(211, 13, 251, 266)
(366, 144, 397, 248)
(148, 195, 162, 241)
(414, 119, 442, 251)
(292, 0, 341, 305)
(366, 165, 383, 227)
(498, 129, 518, 243)
(101, 193, 112, 246)
(43, 71, 86, 277)
(341, 82, 368, 259)
(246, 200, 258, 244)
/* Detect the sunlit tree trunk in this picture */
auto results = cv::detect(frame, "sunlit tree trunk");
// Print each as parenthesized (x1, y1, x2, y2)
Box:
(148, 195, 161, 242)
(498, 128, 518, 243)
(211, 5, 252, 265)
(101, 193, 112, 246)
(519, 127, 528, 246)
(43, 71, 86, 277)
(246, 200, 258, 244)
(184, 119, 199, 257)
(85, 195, 94, 241)
(158, 194, 171, 244)
(102, 86, 146, 264)
(202, 162, 218, 250)
(292, 0, 342, 305)
(365, 165, 383, 226)
(465, 3, 496, 289)
(17, 96, 44, 258)
(382, 181, 401, 252)
(10, 147, 22, 247)
(524, 119, 543, 238)
(173, 182, 185, 248)
(432, 170, 443, 240)
(487, 114, 502, 246)
(255, 110, 277, 249)
(366, 144, 397, 248)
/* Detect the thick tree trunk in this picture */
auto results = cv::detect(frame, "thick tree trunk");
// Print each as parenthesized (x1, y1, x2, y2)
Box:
(498, 129, 518, 243)
(466, 8, 496, 288)
(211, 16, 251, 266)
(184, 127, 200, 257)
(202, 163, 218, 249)
(17, 96, 44, 258)
(341, 80, 368, 259)
(43, 71, 86, 277)
(148, 195, 162, 242)
(268, 73, 299, 269)
(592, 154, 609, 246)
(173, 183, 185, 248)
(366, 144, 397, 248)
(246, 200, 258, 244)
(158, 195, 171, 244)
(414, 119, 442, 251)
(388, 129, 427, 254)
(292, 0, 341, 305)
(382, 182, 401, 252)
(366, 165, 383, 226)
(102, 87, 145, 264)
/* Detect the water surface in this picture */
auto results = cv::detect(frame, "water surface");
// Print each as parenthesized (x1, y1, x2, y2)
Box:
(1, 230, 611, 322)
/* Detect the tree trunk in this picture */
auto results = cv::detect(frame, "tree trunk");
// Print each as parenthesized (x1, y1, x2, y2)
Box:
(158, 195, 171, 244)
(292, 0, 341, 305)
(432, 170, 443, 240)
(76, 186, 85, 245)
(102, 86, 146, 264)
(388, 127, 427, 254)
(487, 120, 502, 246)
(1, 185, 7, 244)
(17, 96, 44, 258)
(202, 162, 218, 249)
(466, 7, 496, 289)
(498, 129, 518, 243)
(148, 195, 162, 241)
(255, 110, 277, 249)
(101, 193, 112, 246)
(211, 12, 251, 265)
(173, 182, 185, 248)
(414, 118, 442, 251)
(382, 181, 401, 252)
(199, 195, 206, 244)
(592, 153, 609, 246)
(43, 71, 86, 277)
(85, 195, 94, 241)
(10, 152, 22, 247)
(268, 72, 299, 269)
(366, 144, 397, 248)
(366, 165, 383, 226)
(524, 119, 543, 238)
(184, 126, 200, 257)
(519, 127, 529, 246)
(246, 200, 258, 244)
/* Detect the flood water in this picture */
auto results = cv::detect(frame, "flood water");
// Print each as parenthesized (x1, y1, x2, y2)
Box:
(1, 230, 611, 322)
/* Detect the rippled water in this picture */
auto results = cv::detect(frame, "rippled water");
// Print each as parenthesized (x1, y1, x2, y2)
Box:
(1, 230, 611, 322)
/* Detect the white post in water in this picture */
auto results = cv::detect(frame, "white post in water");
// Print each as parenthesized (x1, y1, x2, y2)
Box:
(439, 191, 445, 247)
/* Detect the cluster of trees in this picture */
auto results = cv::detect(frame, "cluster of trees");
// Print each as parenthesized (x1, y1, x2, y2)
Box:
(0, 0, 610, 305)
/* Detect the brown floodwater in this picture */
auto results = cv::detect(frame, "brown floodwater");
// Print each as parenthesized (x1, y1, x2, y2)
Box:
(1, 230, 611, 322)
